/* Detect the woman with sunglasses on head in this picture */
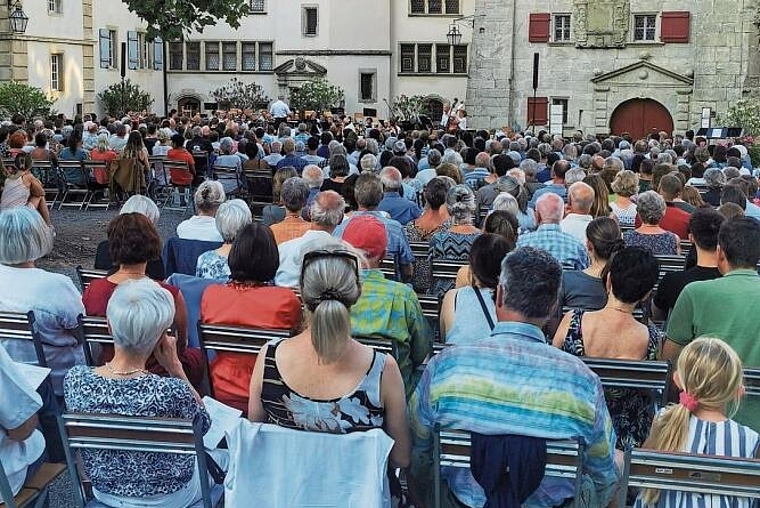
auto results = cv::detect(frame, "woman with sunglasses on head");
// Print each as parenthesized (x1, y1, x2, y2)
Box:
(247, 238, 411, 470)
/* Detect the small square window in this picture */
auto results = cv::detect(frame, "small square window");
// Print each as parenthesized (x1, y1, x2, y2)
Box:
(445, 0, 459, 14)
(554, 14, 571, 42)
(48, 0, 62, 14)
(250, 0, 265, 12)
(428, 0, 442, 14)
(303, 7, 318, 36)
(634, 14, 657, 41)
(410, 0, 425, 14)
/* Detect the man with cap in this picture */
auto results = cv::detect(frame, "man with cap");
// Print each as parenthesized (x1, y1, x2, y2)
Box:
(342, 215, 431, 397)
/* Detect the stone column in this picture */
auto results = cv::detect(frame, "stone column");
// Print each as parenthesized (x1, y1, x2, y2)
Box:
(593, 86, 609, 134)
(465, 0, 513, 130)
(82, 0, 95, 112)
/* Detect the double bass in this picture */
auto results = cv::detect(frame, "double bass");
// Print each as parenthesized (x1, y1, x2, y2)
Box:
(446, 98, 463, 133)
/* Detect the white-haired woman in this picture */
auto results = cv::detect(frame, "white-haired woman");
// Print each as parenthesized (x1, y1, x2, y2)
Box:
(65, 279, 223, 508)
(248, 241, 410, 470)
(94, 195, 165, 279)
(0, 207, 84, 396)
(428, 184, 481, 298)
(90, 133, 117, 165)
(176, 180, 226, 242)
(196, 199, 252, 281)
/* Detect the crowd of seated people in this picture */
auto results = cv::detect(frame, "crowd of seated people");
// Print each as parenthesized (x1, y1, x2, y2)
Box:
(3, 110, 760, 508)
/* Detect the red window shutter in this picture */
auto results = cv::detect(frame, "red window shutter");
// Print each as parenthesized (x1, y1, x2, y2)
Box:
(529, 13, 551, 43)
(527, 97, 548, 125)
(660, 11, 690, 43)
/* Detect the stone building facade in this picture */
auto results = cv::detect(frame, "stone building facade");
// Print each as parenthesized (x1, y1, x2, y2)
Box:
(466, 0, 760, 137)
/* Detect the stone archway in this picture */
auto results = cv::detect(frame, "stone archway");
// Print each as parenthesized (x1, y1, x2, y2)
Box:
(177, 95, 201, 116)
(609, 98, 674, 140)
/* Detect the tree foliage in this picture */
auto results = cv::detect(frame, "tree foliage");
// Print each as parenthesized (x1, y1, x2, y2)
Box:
(720, 98, 760, 137)
(289, 78, 345, 113)
(0, 82, 55, 120)
(97, 80, 154, 117)
(121, 0, 251, 41)
(210, 78, 270, 111)
(388, 94, 432, 122)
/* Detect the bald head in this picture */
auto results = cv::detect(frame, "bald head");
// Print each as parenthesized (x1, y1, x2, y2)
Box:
(535, 193, 565, 224)
(568, 182, 595, 214)
(310, 190, 345, 229)
(302, 165, 324, 189)
(379, 166, 402, 191)
(475, 152, 491, 168)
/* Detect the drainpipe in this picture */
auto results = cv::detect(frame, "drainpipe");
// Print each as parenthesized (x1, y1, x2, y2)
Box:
(507, 0, 517, 129)
(162, 42, 169, 115)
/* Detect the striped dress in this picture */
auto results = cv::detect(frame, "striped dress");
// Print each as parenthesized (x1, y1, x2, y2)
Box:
(633, 416, 760, 508)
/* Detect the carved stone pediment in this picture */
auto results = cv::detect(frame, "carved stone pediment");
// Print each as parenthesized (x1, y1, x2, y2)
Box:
(574, 0, 630, 49)
(273, 57, 327, 77)
(591, 60, 694, 87)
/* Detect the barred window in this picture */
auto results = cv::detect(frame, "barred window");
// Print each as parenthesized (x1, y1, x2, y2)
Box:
(418, 44, 432, 72)
(169, 42, 183, 70)
(186, 42, 200, 71)
(453, 45, 468, 73)
(259, 42, 273, 71)
(250, 0, 265, 12)
(223, 42, 237, 71)
(205, 42, 219, 71)
(436, 44, 450, 73)
(445, 0, 459, 14)
(242, 43, 256, 71)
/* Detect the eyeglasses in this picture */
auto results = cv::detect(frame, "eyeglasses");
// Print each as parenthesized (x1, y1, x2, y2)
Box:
(300, 249, 361, 289)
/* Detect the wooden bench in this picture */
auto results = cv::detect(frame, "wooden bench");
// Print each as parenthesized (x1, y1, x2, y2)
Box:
(582, 357, 672, 407)
(0, 311, 46, 367)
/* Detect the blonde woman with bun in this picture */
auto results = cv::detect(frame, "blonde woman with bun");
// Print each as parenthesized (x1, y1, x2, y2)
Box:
(634, 337, 758, 508)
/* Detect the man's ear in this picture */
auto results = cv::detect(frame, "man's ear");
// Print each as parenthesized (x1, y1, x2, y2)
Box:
(495, 284, 504, 311)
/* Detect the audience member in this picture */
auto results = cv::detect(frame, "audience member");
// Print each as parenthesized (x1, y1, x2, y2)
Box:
(624, 191, 680, 255)
(561, 181, 595, 242)
(176, 181, 225, 242)
(377, 167, 422, 225)
(0, 152, 51, 225)
(529, 159, 570, 206)
(195, 199, 252, 281)
(269, 177, 311, 245)
(610, 170, 639, 227)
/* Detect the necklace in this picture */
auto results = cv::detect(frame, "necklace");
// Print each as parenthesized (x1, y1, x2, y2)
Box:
(104, 362, 148, 376)
(606, 305, 633, 314)
(117, 271, 146, 277)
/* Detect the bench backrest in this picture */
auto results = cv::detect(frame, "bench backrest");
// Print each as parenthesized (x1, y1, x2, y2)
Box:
(0, 311, 46, 367)
(77, 315, 113, 366)
(745, 367, 760, 398)
(582, 357, 672, 407)
(431, 259, 467, 281)
(75, 265, 108, 292)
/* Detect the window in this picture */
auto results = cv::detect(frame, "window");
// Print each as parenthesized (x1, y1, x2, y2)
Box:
(138, 33, 151, 69)
(250, 0, 265, 12)
(128, 31, 139, 70)
(410, 0, 457, 15)
(169, 42, 183, 70)
(453, 45, 468, 73)
(186, 42, 201, 70)
(418, 44, 432, 72)
(259, 42, 273, 71)
(554, 14, 571, 42)
(99, 29, 117, 69)
(222, 42, 237, 71)
(242, 42, 256, 71)
(205, 42, 220, 71)
(633, 14, 657, 41)
(302, 6, 318, 36)
(551, 98, 569, 125)
(359, 72, 376, 102)
(50, 54, 63, 91)
(48, 0, 62, 14)
(436, 44, 450, 73)
(400, 44, 415, 73)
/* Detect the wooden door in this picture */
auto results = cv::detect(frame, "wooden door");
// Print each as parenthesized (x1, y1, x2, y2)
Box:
(609, 99, 674, 139)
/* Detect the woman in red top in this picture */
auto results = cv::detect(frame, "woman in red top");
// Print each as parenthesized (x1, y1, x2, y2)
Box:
(90, 133, 117, 165)
(82, 213, 204, 387)
(201, 222, 302, 413)
(167, 134, 197, 186)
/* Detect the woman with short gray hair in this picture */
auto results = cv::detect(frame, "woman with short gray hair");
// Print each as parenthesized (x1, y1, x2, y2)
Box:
(65, 278, 221, 507)
(196, 199, 253, 281)
(623, 190, 679, 255)
(176, 180, 226, 242)
(429, 184, 482, 297)
(703, 167, 726, 207)
(247, 243, 411, 470)
(0, 207, 85, 396)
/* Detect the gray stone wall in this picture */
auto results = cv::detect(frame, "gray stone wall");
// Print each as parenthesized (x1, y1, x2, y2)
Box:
(467, 0, 760, 133)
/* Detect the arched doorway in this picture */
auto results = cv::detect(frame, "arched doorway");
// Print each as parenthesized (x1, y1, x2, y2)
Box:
(177, 96, 201, 117)
(609, 98, 674, 140)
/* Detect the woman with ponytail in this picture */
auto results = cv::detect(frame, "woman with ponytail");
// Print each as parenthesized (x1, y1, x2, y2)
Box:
(635, 338, 757, 508)
(553, 246, 662, 450)
(247, 239, 411, 469)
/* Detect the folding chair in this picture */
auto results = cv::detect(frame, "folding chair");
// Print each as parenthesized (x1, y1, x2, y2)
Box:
(192, 150, 210, 178)
(76, 315, 112, 367)
(30, 161, 62, 208)
(431, 259, 467, 282)
(0, 311, 46, 367)
(653, 255, 686, 291)
(582, 357, 672, 408)
(75, 266, 108, 293)
(379, 257, 397, 280)
(618, 448, 760, 507)
(57, 412, 222, 508)
(0, 461, 67, 508)
(162, 160, 194, 214)
(433, 428, 585, 508)
(212, 164, 245, 199)
(245, 169, 274, 218)
(58, 161, 91, 210)
(81, 161, 110, 210)
(148, 155, 168, 198)
(197, 322, 291, 398)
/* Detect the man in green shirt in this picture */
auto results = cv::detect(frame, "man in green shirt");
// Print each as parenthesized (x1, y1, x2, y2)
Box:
(663, 217, 760, 431)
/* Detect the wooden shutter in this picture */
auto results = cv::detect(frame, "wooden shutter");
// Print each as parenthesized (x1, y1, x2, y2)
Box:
(527, 97, 549, 125)
(99, 29, 111, 68)
(529, 13, 551, 43)
(153, 37, 164, 71)
(660, 12, 690, 43)
(127, 31, 139, 70)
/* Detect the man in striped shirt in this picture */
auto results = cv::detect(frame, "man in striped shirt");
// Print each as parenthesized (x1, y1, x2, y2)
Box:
(408, 246, 618, 508)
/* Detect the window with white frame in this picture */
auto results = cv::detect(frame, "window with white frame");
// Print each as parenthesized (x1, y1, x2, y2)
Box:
(359, 71, 376, 102)
(169, 41, 272, 72)
(551, 98, 569, 125)
(99, 29, 117, 69)
(410, 0, 459, 15)
(633, 14, 657, 41)
(48, 0, 62, 14)
(50, 53, 63, 91)
(302, 6, 318, 36)
(554, 14, 571, 42)
(138, 32, 151, 69)
(250, 0, 265, 12)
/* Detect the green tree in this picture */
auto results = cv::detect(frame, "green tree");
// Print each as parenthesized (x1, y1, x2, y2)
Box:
(97, 79, 154, 117)
(289, 78, 344, 114)
(0, 82, 55, 120)
(210, 78, 270, 111)
(121, 0, 251, 41)
(720, 98, 760, 137)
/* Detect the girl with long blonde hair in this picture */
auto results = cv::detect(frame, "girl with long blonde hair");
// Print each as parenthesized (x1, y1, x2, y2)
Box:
(635, 337, 758, 507)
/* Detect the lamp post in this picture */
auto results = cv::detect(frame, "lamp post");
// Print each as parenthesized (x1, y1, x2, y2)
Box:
(8, 1, 29, 34)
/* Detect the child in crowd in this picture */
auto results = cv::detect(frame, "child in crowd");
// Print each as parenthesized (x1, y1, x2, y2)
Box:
(0, 152, 51, 225)
(635, 337, 759, 508)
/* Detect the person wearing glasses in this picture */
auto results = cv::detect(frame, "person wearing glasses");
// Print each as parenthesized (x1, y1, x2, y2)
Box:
(247, 238, 411, 470)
